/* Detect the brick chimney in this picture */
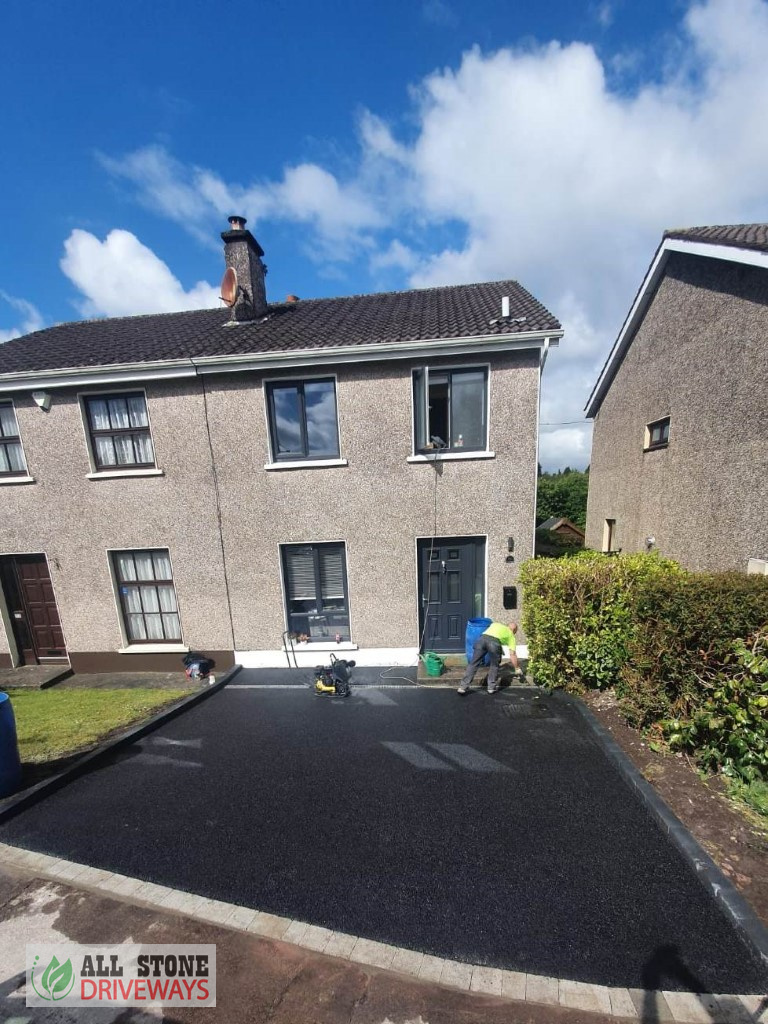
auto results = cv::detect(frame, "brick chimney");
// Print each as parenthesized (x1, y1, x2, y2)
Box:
(221, 216, 267, 321)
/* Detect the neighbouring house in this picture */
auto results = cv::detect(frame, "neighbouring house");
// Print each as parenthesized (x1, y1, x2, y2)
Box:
(585, 223, 768, 571)
(536, 517, 585, 543)
(0, 217, 562, 671)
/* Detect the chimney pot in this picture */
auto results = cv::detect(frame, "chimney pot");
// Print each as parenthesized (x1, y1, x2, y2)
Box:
(228, 215, 247, 231)
(286, 294, 299, 304)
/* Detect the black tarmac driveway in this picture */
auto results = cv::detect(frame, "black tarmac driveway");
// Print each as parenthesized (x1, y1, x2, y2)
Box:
(2, 681, 766, 993)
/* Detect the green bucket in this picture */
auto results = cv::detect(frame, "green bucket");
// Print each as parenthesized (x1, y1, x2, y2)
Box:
(422, 652, 445, 677)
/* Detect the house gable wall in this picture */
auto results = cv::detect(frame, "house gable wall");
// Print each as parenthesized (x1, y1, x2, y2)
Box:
(585, 252, 768, 570)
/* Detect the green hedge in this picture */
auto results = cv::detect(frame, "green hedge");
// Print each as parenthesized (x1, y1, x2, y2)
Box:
(618, 572, 768, 728)
(520, 553, 768, 779)
(519, 551, 680, 692)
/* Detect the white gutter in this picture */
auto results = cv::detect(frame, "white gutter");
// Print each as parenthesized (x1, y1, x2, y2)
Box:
(0, 329, 562, 392)
(585, 237, 768, 419)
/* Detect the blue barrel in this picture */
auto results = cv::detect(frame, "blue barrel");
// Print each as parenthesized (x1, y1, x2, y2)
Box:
(0, 692, 22, 797)
(466, 617, 493, 666)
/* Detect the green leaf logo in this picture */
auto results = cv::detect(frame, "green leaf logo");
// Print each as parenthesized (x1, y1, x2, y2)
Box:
(35, 954, 75, 1001)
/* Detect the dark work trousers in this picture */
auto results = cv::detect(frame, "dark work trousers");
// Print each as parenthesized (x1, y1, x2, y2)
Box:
(459, 635, 503, 689)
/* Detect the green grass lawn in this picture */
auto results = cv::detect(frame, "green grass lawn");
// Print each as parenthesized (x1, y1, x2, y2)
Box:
(6, 688, 192, 763)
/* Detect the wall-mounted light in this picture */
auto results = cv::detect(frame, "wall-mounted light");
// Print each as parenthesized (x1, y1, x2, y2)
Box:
(645, 536, 656, 550)
(506, 536, 515, 563)
(31, 391, 51, 412)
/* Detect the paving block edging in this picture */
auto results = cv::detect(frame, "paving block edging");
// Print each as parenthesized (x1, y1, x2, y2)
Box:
(0, 842, 763, 1024)
(0, 664, 242, 824)
(571, 695, 768, 975)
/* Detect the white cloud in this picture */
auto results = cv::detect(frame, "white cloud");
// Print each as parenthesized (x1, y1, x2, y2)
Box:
(0, 292, 45, 342)
(96, 0, 768, 467)
(60, 229, 220, 318)
(101, 144, 382, 260)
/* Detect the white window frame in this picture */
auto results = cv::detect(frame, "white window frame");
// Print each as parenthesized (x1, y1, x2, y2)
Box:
(79, 388, 164, 480)
(106, 546, 187, 653)
(0, 398, 33, 484)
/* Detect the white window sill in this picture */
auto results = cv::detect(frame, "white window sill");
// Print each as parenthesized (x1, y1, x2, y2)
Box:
(118, 643, 189, 654)
(283, 642, 358, 653)
(0, 475, 35, 485)
(264, 458, 348, 471)
(87, 468, 165, 480)
(407, 451, 495, 463)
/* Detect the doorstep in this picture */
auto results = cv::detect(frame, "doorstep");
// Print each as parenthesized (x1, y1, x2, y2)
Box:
(0, 664, 72, 690)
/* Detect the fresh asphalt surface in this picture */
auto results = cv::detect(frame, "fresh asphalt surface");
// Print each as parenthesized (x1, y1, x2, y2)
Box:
(2, 677, 766, 993)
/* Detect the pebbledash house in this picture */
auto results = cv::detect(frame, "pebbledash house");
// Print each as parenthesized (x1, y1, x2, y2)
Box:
(0, 218, 561, 673)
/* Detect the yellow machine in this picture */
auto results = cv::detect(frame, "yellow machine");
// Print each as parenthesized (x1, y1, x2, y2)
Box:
(314, 654, 354, 697)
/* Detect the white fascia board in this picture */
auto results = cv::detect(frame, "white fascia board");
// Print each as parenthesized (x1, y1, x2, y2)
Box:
(585, 237, 768, 419)
(192, 330, 561, 374)
(0, 359, 196, 393)
(0, 330, 562, 393)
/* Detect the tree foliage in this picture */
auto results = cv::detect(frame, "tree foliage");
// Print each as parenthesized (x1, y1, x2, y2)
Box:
(536, 468, 589, 528)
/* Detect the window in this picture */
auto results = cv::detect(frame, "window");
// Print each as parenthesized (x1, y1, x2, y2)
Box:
(413, 367, 488, 452)
(645, 417, 670, 451)
(85, 392, 155, 470)
(266, 379, 340, 461)
(113, 549, 181, 643)
(603, 519, 617, 553)
(0, 402, 27, 476)
(281, 542, 350, 641)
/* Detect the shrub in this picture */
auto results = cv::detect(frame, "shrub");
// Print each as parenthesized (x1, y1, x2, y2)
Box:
(617, 573, 768, 727)
(520, 551, 680, 692)
(662, 628, 768, 781)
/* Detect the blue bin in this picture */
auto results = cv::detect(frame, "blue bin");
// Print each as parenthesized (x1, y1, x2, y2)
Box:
(465, 617, 493, 667)
(0, 692, 22, 798)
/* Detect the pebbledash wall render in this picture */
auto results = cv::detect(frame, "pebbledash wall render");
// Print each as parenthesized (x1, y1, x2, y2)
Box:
(0, 221, 561, 672)
(585, 228, 768, 571)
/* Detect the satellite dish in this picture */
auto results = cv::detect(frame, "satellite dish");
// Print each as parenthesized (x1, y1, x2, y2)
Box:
(220, 267, 238, 307)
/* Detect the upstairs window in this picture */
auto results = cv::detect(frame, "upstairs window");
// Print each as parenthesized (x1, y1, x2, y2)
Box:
(113, 549, 181, 643)
(0, 402, 27, 476)
(85, 392, 155, 470)
(645, 417, 670, 451)
(413, 367, 488, 453)
(281, 542, 350, 642)
(266, 378, 340, 461)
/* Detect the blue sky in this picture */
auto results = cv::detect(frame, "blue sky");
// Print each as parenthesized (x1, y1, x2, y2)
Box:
(2, 0, 768, 468)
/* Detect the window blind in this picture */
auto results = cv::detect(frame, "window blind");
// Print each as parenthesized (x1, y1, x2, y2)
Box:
(286, 547, 316, 600)
(319, 546, 344, 599)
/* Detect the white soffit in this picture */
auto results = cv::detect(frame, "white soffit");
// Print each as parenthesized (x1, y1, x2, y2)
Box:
(585, 237, 768, 419)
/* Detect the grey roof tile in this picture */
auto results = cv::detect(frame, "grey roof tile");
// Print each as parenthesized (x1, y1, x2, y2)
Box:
(664, 223, 768, 254)
(0, 279, 560, 376)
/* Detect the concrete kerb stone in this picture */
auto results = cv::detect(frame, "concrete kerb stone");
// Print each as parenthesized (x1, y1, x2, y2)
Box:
(570, 693, 768, 976)
(0, 664, 242, 825)
(0, 840, 764, 1023)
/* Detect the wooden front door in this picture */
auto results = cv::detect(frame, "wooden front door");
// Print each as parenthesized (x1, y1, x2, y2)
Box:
(417, 537, 486, 653)
(0, 555, 67, 664)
